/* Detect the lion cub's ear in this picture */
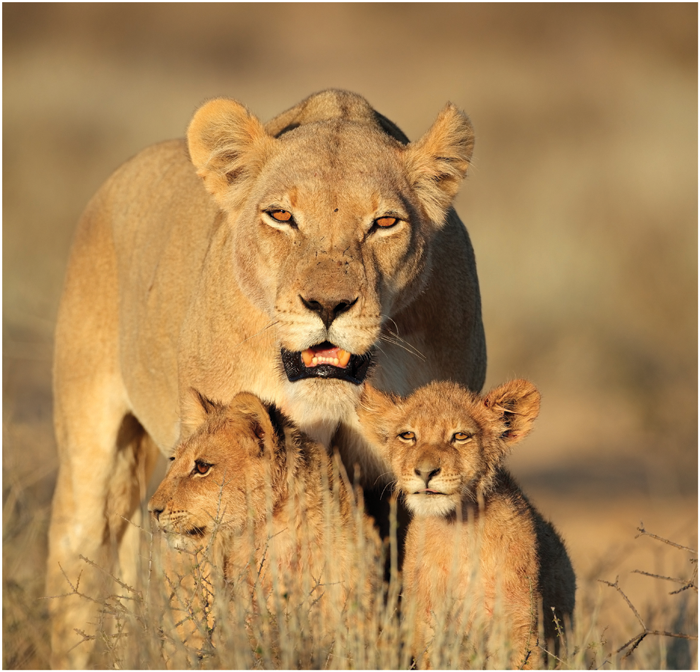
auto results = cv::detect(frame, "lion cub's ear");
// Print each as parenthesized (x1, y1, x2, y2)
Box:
(188, 98, 276, 208)
(357, 384, 403, 453)
(483, 379, 541, 449)
(229, 392, 280, 457)
(404, 103, 475, 227)
(180, 388, 225, 439)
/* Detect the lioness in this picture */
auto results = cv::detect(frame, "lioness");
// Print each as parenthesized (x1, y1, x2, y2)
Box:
(148, 390, 381, 656)
(358, 380, 576, 668)
(47, 89, 485, 666)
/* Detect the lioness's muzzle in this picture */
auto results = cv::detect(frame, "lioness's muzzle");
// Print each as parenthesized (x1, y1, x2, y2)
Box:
(281, 345, 373, 384)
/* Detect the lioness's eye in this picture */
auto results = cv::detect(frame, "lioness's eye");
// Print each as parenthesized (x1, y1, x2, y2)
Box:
(192, 460, 212, 476)
(398, 431, 415, 442)
(453, 432, 473, 442)
(268, 209, 293, 223)
(374, 216, 398, 228)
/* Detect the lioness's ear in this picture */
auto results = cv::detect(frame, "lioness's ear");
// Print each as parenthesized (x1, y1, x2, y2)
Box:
(229, 392, 279, 457)
(357, 384, 402, 451)
(404, 103, 474, 227)
(483, 379, 541, 448)
(180, 388, 225, 438)
(187, 98, 275, 208)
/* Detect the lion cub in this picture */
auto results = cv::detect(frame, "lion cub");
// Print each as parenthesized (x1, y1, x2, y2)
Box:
(149, 390, 381, 651)
(359, 379, 575, 668)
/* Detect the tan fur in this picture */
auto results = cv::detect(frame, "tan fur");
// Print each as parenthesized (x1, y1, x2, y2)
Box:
(358, 380, 576, 668)
(47, 89, 485, 666)
(148, 391, 381, 652)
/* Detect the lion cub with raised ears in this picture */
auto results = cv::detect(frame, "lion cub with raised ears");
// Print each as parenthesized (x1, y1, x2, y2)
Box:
(358, 379, 575, 669)
(149, 390, 382, 649)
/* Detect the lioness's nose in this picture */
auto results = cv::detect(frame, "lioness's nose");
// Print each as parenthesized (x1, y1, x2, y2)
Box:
(415, 462, 441, 486)
(300, 295, 358, 329)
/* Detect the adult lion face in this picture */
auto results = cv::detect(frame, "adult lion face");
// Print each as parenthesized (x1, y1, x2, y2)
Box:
(187, 94, 474, 388)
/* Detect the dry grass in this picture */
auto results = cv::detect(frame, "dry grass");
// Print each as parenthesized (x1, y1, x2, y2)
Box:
(3, 461, 696, 670)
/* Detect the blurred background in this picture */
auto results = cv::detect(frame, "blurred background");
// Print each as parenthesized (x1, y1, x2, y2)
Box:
(3, 4, 696, 668)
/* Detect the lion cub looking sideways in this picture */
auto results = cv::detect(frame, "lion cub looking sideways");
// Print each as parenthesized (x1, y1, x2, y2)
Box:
(149, 390, 381, 650)
(359, 379, 575, 668)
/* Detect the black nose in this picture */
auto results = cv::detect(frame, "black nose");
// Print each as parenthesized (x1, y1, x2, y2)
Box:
(150, 506, 163, 521)
(300, 295, 358, 329)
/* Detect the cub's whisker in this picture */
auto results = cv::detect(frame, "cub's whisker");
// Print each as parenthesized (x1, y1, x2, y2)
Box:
(380, 480, 397, 500)
(372, 471, 397, 489)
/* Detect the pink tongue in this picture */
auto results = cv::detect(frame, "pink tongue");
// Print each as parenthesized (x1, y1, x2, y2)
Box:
(301, 345, 351, 368)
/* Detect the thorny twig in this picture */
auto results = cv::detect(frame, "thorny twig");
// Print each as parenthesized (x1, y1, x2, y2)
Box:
(592, 525, 697, 665)
(636, 523, 697, 554)
(632, 522, 698, 596)
(632, 569, 698, 595)
(79, 554, 141, 598)
(39, 563, 92, 602)
(43, 561, 138, 659)
(599, 577, 645, 631)
(599, 564, 698, 661)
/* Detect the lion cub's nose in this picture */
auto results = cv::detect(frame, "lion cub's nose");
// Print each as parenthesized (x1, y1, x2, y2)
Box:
(149, 504, 164, 521)
(415, 460, 441, 486)
(300, 295, 358, 329)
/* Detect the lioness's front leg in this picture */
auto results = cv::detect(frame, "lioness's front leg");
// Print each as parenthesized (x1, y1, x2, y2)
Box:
(47, 203, 158, 668)
(48, 406, 151, 668)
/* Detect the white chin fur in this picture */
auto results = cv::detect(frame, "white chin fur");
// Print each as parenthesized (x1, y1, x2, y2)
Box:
(405, 493, 458, 517)
(164, 533, 202, 552)
(283, 378, 362, 447)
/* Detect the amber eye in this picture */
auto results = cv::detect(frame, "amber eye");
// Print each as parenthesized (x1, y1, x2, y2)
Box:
(193, 460, 212, 476)
(268, 209, 293, 222)
(374, 216, 398, 228)
(398, 431, 415, 442)
(453, 432, 473, 442)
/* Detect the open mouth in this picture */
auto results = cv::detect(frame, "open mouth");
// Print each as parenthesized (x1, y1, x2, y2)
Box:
(186, 526, 206, 537)
(281, 341, 372, 384)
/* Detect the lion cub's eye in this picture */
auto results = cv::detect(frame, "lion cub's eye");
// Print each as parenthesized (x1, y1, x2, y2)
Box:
(374, 216, 398, 229)
(267, 209, 293, 223)
(398, 431, 416, 442)
(192, 460, 213, 476)
(453, 432, 473, 443)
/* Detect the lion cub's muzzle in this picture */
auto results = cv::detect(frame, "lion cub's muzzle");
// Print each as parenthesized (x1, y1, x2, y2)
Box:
(281, 342, 373, 385)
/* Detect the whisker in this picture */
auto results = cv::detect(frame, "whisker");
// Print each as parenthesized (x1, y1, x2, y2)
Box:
(379, 333, 427, 362)
(379, 316, 427, 361)
(372, 470, 396, 488)
(384, 316, 401, 335)
(238, 319, 280, 345)
(373, 343, 386, 358)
